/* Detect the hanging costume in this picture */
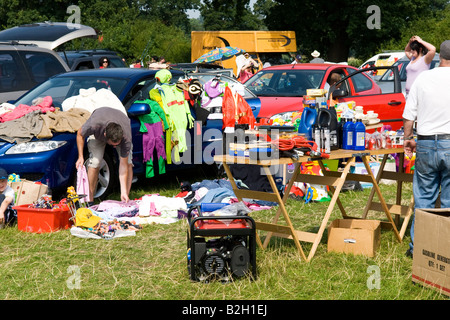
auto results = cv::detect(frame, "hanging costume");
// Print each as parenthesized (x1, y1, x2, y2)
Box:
(177, 78, 209, 124)
(136, 99, 169, 178)
(222, 86, 256, 133)
(154, 69, 194, 163)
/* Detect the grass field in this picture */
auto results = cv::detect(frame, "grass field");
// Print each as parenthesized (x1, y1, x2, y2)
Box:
(0, 166, 447, 304)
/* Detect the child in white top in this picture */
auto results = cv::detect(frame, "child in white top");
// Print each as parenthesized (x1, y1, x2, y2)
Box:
(0, 167, 16, 227)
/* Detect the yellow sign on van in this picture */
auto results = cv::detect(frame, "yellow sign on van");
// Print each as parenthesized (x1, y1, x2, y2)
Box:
(191, 31, 297, 76)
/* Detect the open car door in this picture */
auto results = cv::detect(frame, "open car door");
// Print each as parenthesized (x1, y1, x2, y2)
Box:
(329, 65, 405, 130)
(0, 22, 97, 50)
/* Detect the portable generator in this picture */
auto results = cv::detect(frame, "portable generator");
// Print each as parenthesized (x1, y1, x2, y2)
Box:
(187, 203, 257, 282)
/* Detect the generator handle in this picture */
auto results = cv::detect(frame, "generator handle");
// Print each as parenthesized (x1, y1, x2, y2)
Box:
(189, 215, 256, 234)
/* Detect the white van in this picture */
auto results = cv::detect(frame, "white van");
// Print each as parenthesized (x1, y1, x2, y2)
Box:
(359, 51, 405, 79)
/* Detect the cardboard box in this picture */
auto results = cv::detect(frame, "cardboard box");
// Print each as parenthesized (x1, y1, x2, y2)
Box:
(11, 180, 48, 206)
(327, 219, 381, 257)
(411, 209, 450, 297)
(14, 204, 72, 233)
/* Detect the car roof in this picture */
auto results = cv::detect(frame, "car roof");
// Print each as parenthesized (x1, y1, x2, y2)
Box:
(262, 63, 350, 71)
(55, 67, 184, 79)
(170, 62, 223, 69)
(0, 22, 97, 50)
(61, 49, 121, 57)
(397, 52, 440, 62)
(0, 42, 60, 52)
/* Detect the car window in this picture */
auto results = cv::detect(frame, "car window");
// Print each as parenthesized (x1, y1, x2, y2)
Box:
(123, 78, 158, 108)
(349, 71, 373, 93)
(245, 69, 325, 97)
(14, 76, 128, 109)
(0, 51, 30, 92)
(20, 51, 67, 86)
(381, 59, 440, 82)
(379, 61, 407, 82)
(74, 60, 95, 70)
(109, 57, 127, 68)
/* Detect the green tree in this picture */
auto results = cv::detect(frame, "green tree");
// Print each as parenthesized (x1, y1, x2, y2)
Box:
(383, 3, 450, 54)
(200, 0, 264, 30)
(0, 0, 70, 28)
(259, 0, 447, 62)
(138, 0, 201, 34)
(72, 0, 191, 63)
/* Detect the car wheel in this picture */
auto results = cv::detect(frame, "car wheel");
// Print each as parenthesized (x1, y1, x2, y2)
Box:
(92, 151, 118, 200)
(75, 151, 117, 201)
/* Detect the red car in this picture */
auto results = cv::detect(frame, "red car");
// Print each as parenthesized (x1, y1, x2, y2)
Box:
(243, 63, 405, 130)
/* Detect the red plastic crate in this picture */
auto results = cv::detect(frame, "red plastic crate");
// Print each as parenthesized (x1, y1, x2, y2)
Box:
(14, 204, 73, 233)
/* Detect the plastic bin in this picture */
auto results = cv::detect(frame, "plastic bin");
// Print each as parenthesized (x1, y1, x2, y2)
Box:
(14, 204, 73, 233)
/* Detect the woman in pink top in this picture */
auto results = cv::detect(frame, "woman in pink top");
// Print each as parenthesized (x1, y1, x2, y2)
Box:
(405, 35, 436, 96)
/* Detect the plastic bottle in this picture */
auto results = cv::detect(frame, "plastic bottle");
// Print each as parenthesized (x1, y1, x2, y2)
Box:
(338, 117, 346, 149)
(343, 118, 355, 150)
(323, 126, 331, 153)
(384, 131, 393, 149)
(46, 178, 52, 198)
(317, 104, 338, 150)
(298, 103, 317, 140)
(342, 118, 349, 149)
(328, 106, 338, 150)
(353, 118, 366, 151)
(313, 124, 321, 150)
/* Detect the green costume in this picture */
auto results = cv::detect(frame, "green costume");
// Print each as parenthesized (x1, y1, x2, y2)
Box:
(136, 99, 169, 177)
(154, 69, 194, 162)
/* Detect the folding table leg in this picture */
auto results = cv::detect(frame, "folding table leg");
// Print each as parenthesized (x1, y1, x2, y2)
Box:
(307, 156, 354, 261)
(222, 162, 266, 251)
(361, 155, 402, 242)
(317, 160, 349, 218)
(262, 162, 300, 248)
(362, 153, 388, 219)
(261, 165, 307, 261)
(399, 196, 414, 239)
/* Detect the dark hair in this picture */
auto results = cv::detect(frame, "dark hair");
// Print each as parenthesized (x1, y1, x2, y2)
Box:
(105, 122, 123, 143)
(410, 40, 428, 55)
(99, 56, 109, 64)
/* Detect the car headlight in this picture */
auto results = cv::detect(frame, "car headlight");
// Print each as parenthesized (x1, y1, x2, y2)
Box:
(6, 141, 67, 154)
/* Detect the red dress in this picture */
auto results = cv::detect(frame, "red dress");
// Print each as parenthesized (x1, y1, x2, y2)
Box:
(222, 86, 256, 131)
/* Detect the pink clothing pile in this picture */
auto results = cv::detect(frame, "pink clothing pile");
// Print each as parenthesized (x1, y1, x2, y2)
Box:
(0, 96, 55, 123)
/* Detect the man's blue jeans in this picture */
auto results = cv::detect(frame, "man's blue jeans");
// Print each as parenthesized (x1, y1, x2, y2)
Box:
(410, 138, 450, 251)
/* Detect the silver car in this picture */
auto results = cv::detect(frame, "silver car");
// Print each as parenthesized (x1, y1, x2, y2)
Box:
(0, 22, 97, 102)
(375, 53, 440, 96)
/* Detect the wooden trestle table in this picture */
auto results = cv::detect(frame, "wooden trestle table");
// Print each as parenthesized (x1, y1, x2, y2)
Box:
(214, 147, 414, 262)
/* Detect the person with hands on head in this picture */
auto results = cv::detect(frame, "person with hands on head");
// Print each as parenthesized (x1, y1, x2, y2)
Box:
(76, 107, 133, 203)
(404, 35, 436, 97)
(236, 52, 259, 83)
(402, 40, 450, 257)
